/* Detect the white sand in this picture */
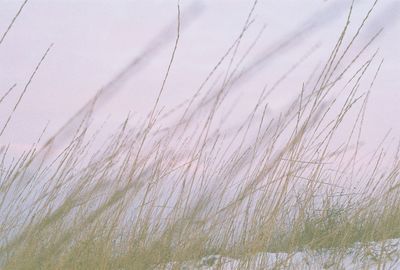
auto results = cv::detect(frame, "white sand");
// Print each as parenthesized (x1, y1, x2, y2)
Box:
(160, 238, 400, 269)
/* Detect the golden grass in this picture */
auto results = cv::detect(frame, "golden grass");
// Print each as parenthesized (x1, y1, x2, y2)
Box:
(1, 0, 399, 269)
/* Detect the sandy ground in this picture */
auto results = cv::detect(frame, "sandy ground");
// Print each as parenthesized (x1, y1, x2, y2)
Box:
(159, 238, 400, 269)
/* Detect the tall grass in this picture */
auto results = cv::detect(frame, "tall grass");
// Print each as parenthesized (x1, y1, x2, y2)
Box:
(1, 0, 400, 269)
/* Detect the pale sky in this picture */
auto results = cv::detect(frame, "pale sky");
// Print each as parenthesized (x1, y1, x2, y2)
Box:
(1, 0, 399, 155)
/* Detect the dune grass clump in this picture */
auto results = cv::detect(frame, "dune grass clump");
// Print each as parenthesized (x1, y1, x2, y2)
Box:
(1, 0, 400, 269)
